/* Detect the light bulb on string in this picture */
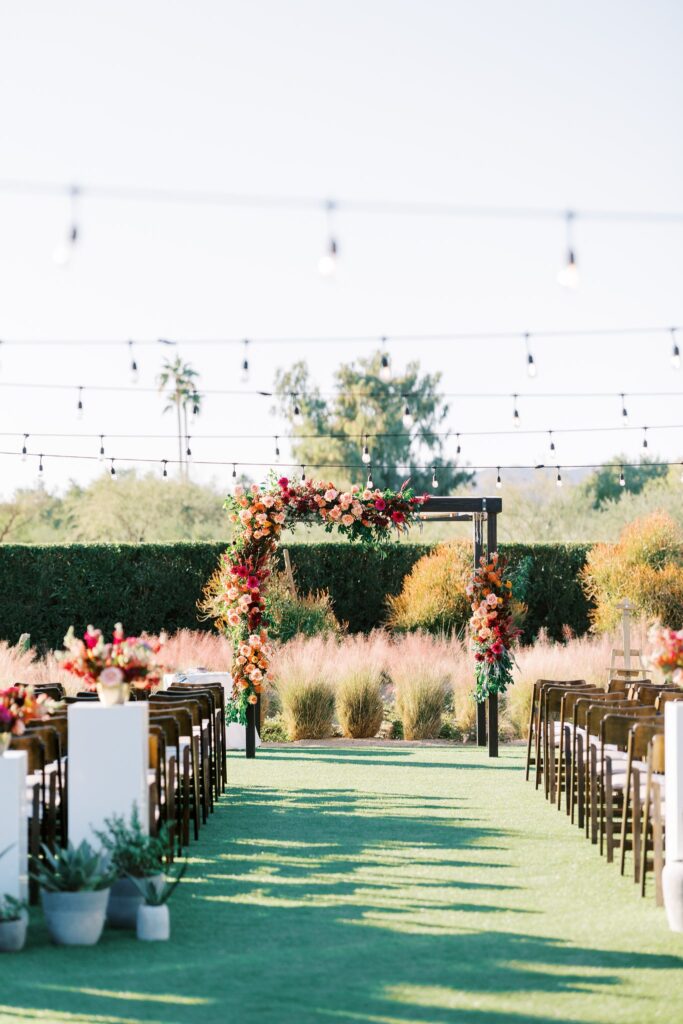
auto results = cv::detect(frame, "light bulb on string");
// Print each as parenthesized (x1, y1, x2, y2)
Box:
(318, 200, 338, 277)
(548, 431, 556, 455)
(496, 467, 502, 489)
(241, 339, 250, 383)
(38, 454, 44, 478)
(456, 434, 461, 456)
(274, 436, 280, 463)
(232, 464, 237, 479)
(162, 460, 168, 480)
(402, 403, 414, 429)
(512, 395, 520, 429)
(191, 395, 200, 424)
(292, 396, 303, 427)
(556, 466, 563, 488)
(21, 434, 28, 462)
(524, 333, 537, 378)
(361, 438, 371, 464)
(620, 394, 628, 424)
(76, 386, 84, 420)
(186, 437, 192, 461)
(642, 428, 648, 451)
(557, 210, 579, 289)
(53, 185, 80, 267)
(301, 465, 307, 483)
(128, 340, 139, 384)
(98, 435, 105, 461)
(671, 329, 681, 370)
(431, 468, 439, 489)
(367, 467, 374, 489)
(110, 458, 117, 482)
(379, 349, 391, 384)
(620, 466, 626, 488)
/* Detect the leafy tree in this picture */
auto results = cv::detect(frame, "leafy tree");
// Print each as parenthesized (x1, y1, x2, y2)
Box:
(583, 456, 668, 509)
(273, 350, 472, 493)
(157, 356, 202, 476)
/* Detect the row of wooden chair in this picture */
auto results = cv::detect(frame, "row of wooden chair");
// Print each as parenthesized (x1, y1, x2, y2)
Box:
(525, 675, 677, 907)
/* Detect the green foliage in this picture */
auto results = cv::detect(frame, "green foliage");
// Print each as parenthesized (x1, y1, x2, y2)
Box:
(95, 808, 170, 878)
(335, 671, 385, 739)
(504, 544, 592, 640)
(273, 350, 472, 494)
(260, 715, 289, 742)
(266, 572, 342, 642)
(583, 456, 668, 509)
(386, 541, 473, 635)
(0, 894, 26, 922)
(31, 841, 115, 892)
(127, 861, 187, 905)
(396, 675, 448, 740)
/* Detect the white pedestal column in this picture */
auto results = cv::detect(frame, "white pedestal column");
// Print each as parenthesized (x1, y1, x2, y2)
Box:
(0, 751, 28, 902)
(68, 703, 149, 846)
(663, 703, 683, 930)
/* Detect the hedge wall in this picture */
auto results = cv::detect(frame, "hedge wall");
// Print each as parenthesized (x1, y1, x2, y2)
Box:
(0, 540, 593, 651)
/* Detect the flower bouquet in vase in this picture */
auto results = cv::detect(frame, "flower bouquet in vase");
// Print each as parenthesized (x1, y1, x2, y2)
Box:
(467, 553, 521, 703)
(0, 683, 55, 755)
(58, 624, 164, 706)
(648, 625, 683, 687)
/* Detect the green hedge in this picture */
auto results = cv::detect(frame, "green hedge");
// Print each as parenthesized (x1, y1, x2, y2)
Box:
(0, 541, 593, 652)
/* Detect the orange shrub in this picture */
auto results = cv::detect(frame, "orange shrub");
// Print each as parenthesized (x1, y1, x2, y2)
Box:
(386, 541, 473, 635)
(582, 512, 683, 631)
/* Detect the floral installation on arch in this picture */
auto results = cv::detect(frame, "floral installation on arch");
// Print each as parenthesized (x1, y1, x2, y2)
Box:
(202, 475, 427, 723)
(467, 552, 521, 702)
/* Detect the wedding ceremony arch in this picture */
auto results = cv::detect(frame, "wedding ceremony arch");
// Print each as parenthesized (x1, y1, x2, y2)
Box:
(202, 476, 503, 759)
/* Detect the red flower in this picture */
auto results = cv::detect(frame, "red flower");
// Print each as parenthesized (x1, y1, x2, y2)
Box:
(391, 510, 405, 524)
(278, 477, 289, 489)
(247, 575, 260, 590)
(374, 498, 387, 511)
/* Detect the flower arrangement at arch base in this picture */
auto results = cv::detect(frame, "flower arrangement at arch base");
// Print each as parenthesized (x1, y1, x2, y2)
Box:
(202, 474, 427, 723)
(467, 552, 521, 703)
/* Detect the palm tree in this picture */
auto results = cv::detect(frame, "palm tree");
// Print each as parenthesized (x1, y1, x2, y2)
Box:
(157, 357, 202, 476)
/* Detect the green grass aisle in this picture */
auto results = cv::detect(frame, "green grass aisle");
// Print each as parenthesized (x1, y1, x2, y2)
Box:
(2, 745, 683, 1024)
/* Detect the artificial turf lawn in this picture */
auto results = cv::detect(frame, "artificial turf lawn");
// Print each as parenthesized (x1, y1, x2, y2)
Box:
(3, 744, 683, 1024)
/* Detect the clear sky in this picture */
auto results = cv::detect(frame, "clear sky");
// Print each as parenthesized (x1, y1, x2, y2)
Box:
(0, 0, 682, 497)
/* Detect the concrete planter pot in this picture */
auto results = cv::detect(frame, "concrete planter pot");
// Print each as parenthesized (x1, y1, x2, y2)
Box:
(107, 875, 164, 929)
(137, 903, 170, 941)
(0, 912, 28, 952)
(41, 889, 110, 946)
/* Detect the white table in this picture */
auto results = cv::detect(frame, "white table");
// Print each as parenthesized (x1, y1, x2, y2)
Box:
(68, 703, 149, 846)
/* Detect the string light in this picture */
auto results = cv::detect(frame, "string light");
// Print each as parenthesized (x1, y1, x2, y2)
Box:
(162, 459, 168, 480)
(642, 427, 648, 450)
(548, 431, 556, 454)
(672, 329, 681, 371)
(367, 467, 374, 488)
(620, 466, 626, 487)
(191, 394, 200, 423)
(21, 434, 28, 461)
(618, 393, 630, 421)
(232, 463, 237, 478)
(241, 339, 250, 383)
(379, 351, 391, 383)
(292, 396, 303, 427)
(456, 434, 461, 456)
(557, 210, 579, 289)
(361, 438, 371, 464)
(431, 467, 439, 489)
(525, 333, 537, 378)
(76, 386, 84, 420)
(53, 185, 80, 267)
(556, 466, 563, 488)
(512, 395, 520, 428)
(318, 200, 338, 276)
(98, 435, 105, 461)
(496, 467, 502, 489)
(402, 403, 414, 429)
(274, 436, 280, 462)
(300, 464, 306, 483)
(110, 458, 117, 481)
(186, 436, 192, 461)
(38, 453, 43, 476)
(129, 340, 139, 384)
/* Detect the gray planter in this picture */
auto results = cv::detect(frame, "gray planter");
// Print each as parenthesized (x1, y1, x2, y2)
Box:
(137, 903, 170, 941)
(107, 874, 164, 929)
(41, 889, 110, 946)
(0, 912, 28, 952)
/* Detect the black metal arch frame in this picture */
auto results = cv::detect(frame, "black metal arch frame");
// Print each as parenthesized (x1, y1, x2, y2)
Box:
(245, 494, 502, 758)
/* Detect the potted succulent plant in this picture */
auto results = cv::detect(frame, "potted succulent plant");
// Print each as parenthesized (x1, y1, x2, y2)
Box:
(130, 861, 186, 941)
(95, 808, 170, 928)
(31, 841, 115, 946)
(0, 894, 28, 952)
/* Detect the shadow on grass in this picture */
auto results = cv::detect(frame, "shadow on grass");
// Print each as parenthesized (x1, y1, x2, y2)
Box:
(4, 758, 683, 1024)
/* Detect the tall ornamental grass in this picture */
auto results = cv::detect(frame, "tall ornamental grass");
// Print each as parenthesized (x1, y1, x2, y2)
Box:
(332, 633, 386, 738)
(271, 636, 336, 739)
(387, 634, 451, 739)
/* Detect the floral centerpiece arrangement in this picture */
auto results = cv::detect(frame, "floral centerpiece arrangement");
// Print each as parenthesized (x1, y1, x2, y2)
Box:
(202, 475, 427, 723)
(0, 683, 54, 754)
(58, 624, 164, 705)
(467, 552, 521, 702)
(648, 624, 683, 685)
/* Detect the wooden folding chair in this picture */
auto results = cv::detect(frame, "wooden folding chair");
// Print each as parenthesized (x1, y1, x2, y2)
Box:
(530, 679, 586, 788)
(619, 721, 663, 881)
(641, 733, 666, 904)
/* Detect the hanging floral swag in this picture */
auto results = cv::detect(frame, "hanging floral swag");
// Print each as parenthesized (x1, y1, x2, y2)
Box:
(467, 552, 521, 702)
(201, 474, 427, 724)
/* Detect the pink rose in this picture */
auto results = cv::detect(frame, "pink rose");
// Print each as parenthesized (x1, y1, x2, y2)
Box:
(342, 514, 355, 526)
(374, 498, 387, 511)
(324, 488, 338, 502)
